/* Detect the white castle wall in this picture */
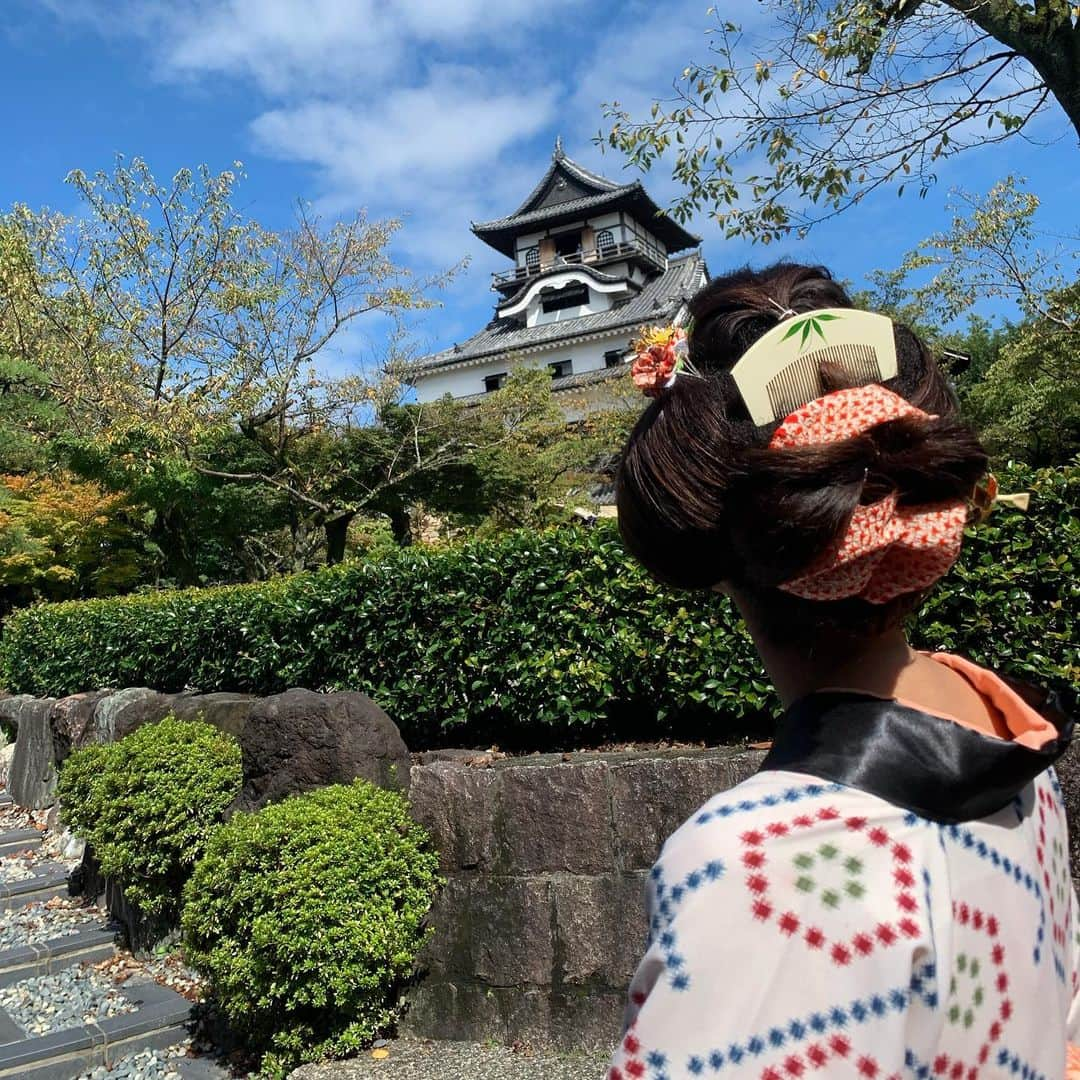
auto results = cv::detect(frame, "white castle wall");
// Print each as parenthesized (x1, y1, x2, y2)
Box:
(413, 331, 637, 403)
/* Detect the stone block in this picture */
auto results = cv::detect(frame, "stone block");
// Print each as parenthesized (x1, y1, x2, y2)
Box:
(401, 980, 506, 1044)
(413, 749, 481, 765)
(50, 692, 113, 765)
(236, 689, 409, 809)
(9, 698, 58, 808)
(420, 875, 554, 987)
(547, 988, 625, 1053)
(610, 749, 764, 870)
(456, 985, 623, 1053)
(552, 873, 648, 987)
(85, 688, 174, 746)
(0, 696, 34, 734)
(1053, 742, 1080, 893)
(170, 692, 257, 738)
(408, 763, 499, 873)
(496, 761, 614, 874)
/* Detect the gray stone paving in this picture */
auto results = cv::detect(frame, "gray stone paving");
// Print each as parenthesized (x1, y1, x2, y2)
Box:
(0, 850, 38, 882)
(78, 1045, 184, 1079)
(289, 1037, 610, 1080)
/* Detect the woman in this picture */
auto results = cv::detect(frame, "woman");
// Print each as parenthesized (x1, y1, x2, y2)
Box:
(608, 263, 1077, 1079)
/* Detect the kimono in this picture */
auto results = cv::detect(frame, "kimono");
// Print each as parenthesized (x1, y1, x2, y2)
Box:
(608, 654, 1077, 1080)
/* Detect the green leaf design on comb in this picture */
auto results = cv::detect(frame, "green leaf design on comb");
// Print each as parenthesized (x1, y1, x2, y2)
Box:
(780, 312, 842, 351)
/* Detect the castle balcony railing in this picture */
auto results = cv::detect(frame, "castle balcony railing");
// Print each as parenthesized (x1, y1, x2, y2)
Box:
(490, 238, 667, 291)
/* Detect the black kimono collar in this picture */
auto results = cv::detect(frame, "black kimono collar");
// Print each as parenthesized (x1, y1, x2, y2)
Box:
(758, 690, 1074, 824)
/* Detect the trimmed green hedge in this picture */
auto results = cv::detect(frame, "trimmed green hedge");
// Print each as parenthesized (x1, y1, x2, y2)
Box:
(181, 781, 441, 1078)
(58, 716, 242, 919)
(2, 463, 1076, 748)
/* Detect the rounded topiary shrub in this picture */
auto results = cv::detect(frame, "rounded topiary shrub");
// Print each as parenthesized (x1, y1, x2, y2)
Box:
(180, 780, 442, 1078)
(58, 715, 242, 919)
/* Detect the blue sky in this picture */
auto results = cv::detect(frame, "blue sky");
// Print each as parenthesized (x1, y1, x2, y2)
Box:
(2, 0, 1077, 376)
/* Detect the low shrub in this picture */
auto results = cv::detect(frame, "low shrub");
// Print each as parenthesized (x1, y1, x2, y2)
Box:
(58, 716, 242, 918)
(6, 462, 1077, 747)
(180, 781, 441, 1078)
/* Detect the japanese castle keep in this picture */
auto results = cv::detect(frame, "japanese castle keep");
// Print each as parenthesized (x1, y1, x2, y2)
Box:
(408, 140, 706, 418)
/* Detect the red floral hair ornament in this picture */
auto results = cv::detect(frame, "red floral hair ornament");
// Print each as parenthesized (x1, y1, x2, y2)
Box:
(770, 384, 969, 605)
(629, 325, 696, 398)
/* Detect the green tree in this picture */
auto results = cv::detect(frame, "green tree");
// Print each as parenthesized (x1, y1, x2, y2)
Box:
(888, 176, 1078, 331)
(604, 2, 1080, 241)
(4, 157, 466, 565)
(0, 223, 69, 473)
(860, 176, 1079, 465)
(962, 284, 1080, 464)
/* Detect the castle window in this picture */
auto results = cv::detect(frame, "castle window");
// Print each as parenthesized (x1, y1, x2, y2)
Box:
(524, 246, 540, 272)
(604, 349, 624, 368)
(548, 360, 573, 379)
(541, 284, 589, 313)
(596, 229, 616, 256)
(553, 230, 581, 258)
(484, 372, 507, 393)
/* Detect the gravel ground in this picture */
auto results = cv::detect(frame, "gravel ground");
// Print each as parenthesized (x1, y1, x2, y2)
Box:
(77, 1045, 185, 1079)
(0, 851, 39, 882)
(0, 964, 135, 1036)
(289, 1038, 611, 1080)
(0, 802, 48, 834)
(0, 897, 106, 951)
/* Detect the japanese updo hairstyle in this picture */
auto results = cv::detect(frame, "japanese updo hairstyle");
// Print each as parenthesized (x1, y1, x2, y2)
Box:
(615, 262, 989, 639)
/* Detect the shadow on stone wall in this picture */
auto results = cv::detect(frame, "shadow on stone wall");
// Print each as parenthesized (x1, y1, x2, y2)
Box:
(404, 746, 767, 1051)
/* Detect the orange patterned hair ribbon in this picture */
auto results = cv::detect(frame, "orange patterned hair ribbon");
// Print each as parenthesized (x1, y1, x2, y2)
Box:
(769, 384, 968, 605)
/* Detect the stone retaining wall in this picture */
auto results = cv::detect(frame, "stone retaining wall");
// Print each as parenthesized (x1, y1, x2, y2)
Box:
(403, 747, 767, 1051)
(0, 687, 409, 811)
(3, 687, 1079, 1054)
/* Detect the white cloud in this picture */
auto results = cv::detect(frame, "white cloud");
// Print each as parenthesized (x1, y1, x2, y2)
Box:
(248, 67, 559, 274)
(251, 69, 556, 195)
(38, 0, 575, 95)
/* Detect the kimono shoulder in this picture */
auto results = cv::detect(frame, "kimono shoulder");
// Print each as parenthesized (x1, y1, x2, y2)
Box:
(609, 768, 1077, 1080)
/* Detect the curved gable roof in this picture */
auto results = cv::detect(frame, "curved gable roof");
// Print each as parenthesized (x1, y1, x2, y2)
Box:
(471, 142, 700, 257)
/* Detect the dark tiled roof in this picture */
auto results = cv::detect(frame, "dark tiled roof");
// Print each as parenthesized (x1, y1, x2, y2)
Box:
(473, 184, 700, 257)
(471, 149, 700, 257)
(474, 185, 636, 234)
(551, 364, 626, 393)
(410, 251, 706, 375)
(506, 148, 622, 219)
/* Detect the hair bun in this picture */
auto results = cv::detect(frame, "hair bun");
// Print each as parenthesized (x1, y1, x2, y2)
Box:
(617, 261, 988, 638)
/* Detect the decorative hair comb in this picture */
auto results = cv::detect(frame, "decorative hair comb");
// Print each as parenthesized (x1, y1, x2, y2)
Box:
(730, 308, 898, 425)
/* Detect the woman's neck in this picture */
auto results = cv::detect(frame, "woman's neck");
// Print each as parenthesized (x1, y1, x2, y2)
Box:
(728, 594, 1009, 739)
(736, 603, 917, 709)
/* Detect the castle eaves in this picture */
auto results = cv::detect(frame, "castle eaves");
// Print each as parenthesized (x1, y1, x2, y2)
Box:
(409, 251, 705, 377)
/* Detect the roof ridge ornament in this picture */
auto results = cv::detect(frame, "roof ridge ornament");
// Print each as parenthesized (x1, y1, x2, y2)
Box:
(553, 134, 564, 159)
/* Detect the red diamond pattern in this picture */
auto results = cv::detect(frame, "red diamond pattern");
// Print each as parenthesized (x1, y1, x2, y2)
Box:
(740, 809, 920, 966)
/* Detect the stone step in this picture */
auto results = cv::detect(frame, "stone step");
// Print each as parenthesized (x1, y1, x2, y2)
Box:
(0, 927, 118, 989)
(0, 830, 43, 857)
(0, 795, 11, 809)
(0, 976, 193, 1079)
(0, 868, 70, 913)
